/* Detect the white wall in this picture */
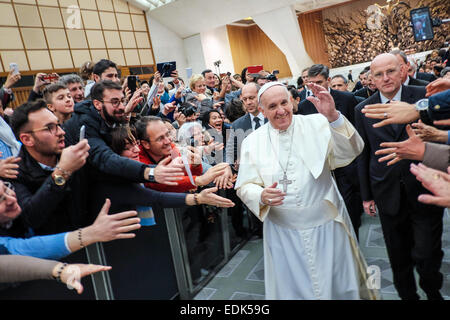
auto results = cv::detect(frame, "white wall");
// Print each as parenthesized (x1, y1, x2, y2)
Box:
(183, 34, 207, 77)
(145, 15, 189, 81)
(200, 26, 235, 75)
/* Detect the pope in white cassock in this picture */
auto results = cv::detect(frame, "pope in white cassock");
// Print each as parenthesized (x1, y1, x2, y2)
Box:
(235, 82, 379, 300)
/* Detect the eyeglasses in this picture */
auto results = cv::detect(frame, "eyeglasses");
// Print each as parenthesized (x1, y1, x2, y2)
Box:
(150, 131, 172, 143)
(99, 98, 127, 108)
(27, 122, 62, 135)
(0, 181, 15, 204)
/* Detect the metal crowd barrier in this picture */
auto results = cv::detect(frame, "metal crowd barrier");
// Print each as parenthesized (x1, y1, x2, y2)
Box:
(0, 191, 255, 300)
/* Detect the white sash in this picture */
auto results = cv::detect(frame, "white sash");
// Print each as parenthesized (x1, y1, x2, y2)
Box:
(267, 200, 338, 230)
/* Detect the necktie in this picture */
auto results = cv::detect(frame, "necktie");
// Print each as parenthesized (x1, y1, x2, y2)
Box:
(387, 100, 400, 133)
(254, 117, 261, 130)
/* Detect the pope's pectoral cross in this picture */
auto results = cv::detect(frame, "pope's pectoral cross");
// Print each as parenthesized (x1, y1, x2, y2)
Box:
(279, 173, 293, 193)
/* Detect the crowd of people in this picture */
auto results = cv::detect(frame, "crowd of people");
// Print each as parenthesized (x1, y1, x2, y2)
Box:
(0, 39, 449, 300)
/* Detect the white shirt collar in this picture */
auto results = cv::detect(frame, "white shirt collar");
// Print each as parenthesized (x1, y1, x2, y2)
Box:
(380, 86, 402, 104)
(249, 112, 264, 121)
(403, 77, 410, 86)
(38, 162, 55, 171)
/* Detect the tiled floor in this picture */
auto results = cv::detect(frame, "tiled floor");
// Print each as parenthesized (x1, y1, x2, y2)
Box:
(194, 209, 450, 300)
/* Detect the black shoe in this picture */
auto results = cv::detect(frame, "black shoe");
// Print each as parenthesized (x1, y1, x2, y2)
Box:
(426, 292, 444, 300)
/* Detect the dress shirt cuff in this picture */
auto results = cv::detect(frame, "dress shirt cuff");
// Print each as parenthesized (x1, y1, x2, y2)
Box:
(329, 111, 344, 128)
(2, 87, 12, 94)
(64, 233, 71, 253)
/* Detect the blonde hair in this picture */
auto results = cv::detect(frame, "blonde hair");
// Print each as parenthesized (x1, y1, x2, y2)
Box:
(189, 74, 204, 91)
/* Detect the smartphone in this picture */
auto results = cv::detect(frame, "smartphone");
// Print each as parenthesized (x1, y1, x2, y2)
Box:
(128, 75, 137, 95)
(247, 65, 263, 75)
(410, 7, 434, 42)
(79, 125, 85, 141)
(9, 63, 19, 75)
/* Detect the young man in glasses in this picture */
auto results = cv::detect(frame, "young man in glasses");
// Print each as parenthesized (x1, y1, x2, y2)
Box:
(9, 99, 91, 235)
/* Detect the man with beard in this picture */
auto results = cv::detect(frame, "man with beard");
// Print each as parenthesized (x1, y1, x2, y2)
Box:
(63, 80, 185, 201)
(9, 99, 91, 235)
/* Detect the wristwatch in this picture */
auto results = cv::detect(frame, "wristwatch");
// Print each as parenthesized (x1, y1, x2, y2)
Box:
(415, 98, 432, 125)
(53, 174, 66, 186)
(147, 166, 156, 182)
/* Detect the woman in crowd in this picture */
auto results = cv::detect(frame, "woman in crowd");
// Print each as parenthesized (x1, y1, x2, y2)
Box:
(185, 74, 214, 117)
(201, 110, 227, 166)
(79, 61, 95, 98)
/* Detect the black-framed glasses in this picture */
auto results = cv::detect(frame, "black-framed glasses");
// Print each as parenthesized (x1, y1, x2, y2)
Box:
(0, 181, 15, 204)
(27, 122, 62, 135)
(99, 98, 127, 108)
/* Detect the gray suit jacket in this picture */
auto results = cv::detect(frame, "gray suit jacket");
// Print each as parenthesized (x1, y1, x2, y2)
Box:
(423, 142, 450, 172)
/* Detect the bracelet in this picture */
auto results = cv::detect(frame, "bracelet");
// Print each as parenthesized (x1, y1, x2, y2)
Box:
(55, 166, 71, 177)
(55, 263, 68, 282)
(78, 228, 85, 248)
(194, 193, 200, 205)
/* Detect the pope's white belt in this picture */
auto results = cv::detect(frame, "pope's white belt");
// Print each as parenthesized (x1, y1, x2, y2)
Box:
(267, 200, 338, 230)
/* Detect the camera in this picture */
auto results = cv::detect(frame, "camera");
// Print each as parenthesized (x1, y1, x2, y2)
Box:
(265, 74, 277, 82)
(214, 60, 222, 67)
(179, 103, 197, 117)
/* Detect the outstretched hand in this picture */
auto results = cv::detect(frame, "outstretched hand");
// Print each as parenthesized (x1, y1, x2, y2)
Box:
(306, 83, 339, 122)
(54, 263, 112, 295)
(361, 101, 419, 128)
(197, 187, 235, 208)
(375, 125, 425, 165)
(88, 198, 141, 242)
(410, 163, 450, 207)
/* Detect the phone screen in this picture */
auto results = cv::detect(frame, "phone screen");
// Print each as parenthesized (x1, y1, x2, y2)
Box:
(128, 76, 137, 95)
(157, 61, 177, 78)
(9, 63, 19, 75)
(410, 7, 434, 42)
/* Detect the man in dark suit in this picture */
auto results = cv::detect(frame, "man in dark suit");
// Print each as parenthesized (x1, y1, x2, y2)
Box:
(391, 49, 429, 87)
(352, 68, 369, 93)
(416, 71, 437, 82)
(354, 71, 378, 100)
(354, 53, 444, 300)
(226, 82, 265, 237)
(298, 67, 311, 101)
(297, 64, 363, 238)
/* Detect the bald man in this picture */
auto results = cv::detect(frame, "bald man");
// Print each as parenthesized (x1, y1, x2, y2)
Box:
(354, 53, 445, 300)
